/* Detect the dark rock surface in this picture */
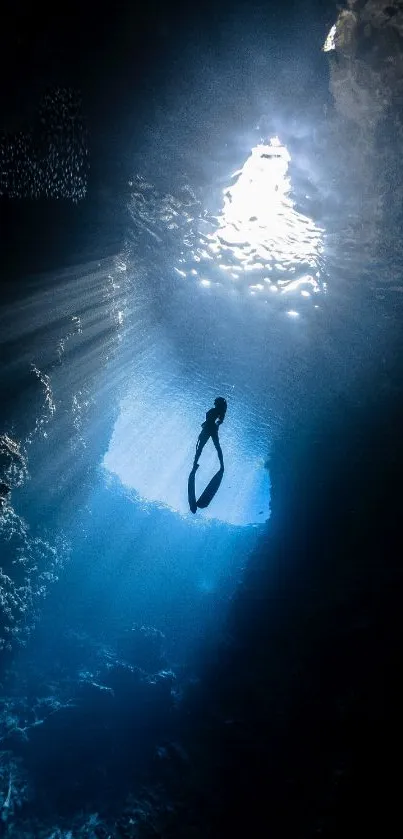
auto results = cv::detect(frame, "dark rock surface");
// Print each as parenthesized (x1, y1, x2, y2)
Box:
(326, 0, 403, 129)
(323, 0, 403, 265)
(0, 626, 180, 833)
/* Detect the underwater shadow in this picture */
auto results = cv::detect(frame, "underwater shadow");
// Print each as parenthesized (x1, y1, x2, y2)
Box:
(188, 464, 224, 514)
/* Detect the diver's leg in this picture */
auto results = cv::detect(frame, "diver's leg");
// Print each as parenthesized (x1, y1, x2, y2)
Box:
(194, 429, 209, 467)
(211, 431, 224, 469)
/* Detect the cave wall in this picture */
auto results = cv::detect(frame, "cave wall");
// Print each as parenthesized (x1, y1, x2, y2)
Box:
(324, 0, 403, 251)
(327, 1, 403, 128)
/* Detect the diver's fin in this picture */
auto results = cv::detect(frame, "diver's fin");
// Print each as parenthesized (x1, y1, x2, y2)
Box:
(187, 467, 198, 514)
(196, 467, 224, 509)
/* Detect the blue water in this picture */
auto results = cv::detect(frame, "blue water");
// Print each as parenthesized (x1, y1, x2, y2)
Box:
(1, 3, 401, 835)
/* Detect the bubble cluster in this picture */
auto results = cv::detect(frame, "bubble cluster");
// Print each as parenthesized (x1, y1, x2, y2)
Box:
(0, 88, 88, 201)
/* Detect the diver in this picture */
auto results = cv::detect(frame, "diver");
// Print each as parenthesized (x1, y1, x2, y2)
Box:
(193, 397, 227, 471)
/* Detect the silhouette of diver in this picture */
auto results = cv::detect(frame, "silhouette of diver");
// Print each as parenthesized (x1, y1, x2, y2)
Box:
(193, 397, 227, 471)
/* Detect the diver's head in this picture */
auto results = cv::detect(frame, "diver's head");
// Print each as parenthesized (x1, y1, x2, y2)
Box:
(214, 397, 227, 420)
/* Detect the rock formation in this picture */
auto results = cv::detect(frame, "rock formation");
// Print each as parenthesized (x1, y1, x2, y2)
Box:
(324, 0, 403, 130)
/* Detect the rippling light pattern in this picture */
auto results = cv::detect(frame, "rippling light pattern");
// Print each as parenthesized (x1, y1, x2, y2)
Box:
(209, 138, 323, 279)
(177, 138, 324, 299)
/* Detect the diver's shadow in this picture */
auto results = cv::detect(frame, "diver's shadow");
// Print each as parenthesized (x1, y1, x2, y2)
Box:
(188, 465, 224, 514)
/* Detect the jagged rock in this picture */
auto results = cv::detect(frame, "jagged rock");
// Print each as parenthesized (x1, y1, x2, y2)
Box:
(77, 677, 115, 705)
(322, 0, 403, 266)
(0, 435, 27, 489)
(325, 0, 403, 129)
(116, 625, 166, 674)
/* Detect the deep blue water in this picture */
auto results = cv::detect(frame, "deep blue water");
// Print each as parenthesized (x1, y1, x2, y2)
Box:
(1, 2, 403, 836)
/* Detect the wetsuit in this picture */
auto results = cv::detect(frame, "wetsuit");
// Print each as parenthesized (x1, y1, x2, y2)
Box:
(194, 408, 224, 468)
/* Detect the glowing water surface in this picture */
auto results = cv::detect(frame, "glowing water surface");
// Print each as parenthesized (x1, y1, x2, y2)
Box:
(105, 138, 324, 525)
